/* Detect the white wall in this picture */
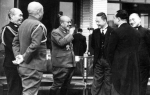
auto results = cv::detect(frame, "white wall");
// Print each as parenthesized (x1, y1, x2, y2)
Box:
(0, 0, 14, 29)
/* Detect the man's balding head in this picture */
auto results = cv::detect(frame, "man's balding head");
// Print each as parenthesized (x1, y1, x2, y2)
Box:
(129, 13, 141, 27)
(60, 16, 70, 23)
(60, 16, 71, 30)
(8, 8, 23, 25)
(27, 1, 44, 20)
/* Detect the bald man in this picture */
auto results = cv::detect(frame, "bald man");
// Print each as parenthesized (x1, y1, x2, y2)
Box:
(12, 2, 47, 95)
(1, 8, 23, 95)
(129, 13, 150, 95)
(50, 16, 75, 95)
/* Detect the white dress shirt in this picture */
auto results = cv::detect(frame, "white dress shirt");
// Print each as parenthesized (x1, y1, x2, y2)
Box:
(100, 25, 108, 35)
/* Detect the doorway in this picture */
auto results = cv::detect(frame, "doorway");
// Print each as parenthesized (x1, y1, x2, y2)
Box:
(18, 0, 81, 49)
(19, 0, 80, 29)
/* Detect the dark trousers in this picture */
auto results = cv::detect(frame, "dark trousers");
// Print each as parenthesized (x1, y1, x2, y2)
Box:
(50, 67, 75, 95)
(91, 58, 111, 95)
(4, 66, 22, 95)
(140, 65, 150, 95)
(18, 66, 43, 95)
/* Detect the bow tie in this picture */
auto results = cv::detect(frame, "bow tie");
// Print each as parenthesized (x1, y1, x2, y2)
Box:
(14, 25, 18, 27)
(134, 26, 141, 30)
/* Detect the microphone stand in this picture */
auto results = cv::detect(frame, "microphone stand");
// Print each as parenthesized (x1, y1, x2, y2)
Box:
(83, 27, 94, 95)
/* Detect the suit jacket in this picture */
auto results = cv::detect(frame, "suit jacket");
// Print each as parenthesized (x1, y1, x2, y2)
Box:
(2, 22, 18, 68)
(12, 16, 47, 72)
(91, 26, 113, 66)
(137, 26, 150, 66)
(72, 33, 87, 56)
(108, 23, 140, 95)
(51, 26, 75, 67)
(88, 34, 94, 56)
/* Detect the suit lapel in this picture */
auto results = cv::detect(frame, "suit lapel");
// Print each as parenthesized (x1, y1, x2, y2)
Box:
(104, 26, 112, 48)
(138, 26, 145, 37)
(95, 29, 101, 47)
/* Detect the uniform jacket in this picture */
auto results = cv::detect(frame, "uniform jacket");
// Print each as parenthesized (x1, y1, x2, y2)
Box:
(108, 23, 140, 95)
(51, 26, 75, 67)
(12, 16, 47, 71)
(2, 22, 18, 68)
(91, 26, 113, 67)
(72, 33, 87, 56)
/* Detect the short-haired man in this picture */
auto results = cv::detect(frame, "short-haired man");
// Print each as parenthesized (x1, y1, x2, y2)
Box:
(129, 13, 150, 95)
(108, 10, 140, 95)
(91, 12, 113, 95)
(12, 2, 47, 95)
(1, 8, 23, 95)
(50, 15, 75, 95)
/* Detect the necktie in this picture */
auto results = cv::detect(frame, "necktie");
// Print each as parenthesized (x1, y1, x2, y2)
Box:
(101, 29, 104, 35)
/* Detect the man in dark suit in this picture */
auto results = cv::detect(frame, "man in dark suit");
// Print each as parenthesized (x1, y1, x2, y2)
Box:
(108, 10, 140, 95)
(129, 13, 150, 95)
(91, 12, 113, 95)
(50, 15, 75, 95)
(88, 31, 94, 56)
(12, 2, 47, 95)
(1, 8, 23, 95)
(72, 28, 87, 56)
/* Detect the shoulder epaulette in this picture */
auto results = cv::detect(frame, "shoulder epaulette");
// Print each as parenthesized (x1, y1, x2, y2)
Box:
(31, 23, 47, 43)
(1, 26, 17, 45)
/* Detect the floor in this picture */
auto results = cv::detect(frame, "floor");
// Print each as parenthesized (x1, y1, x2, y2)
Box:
(1, 75, 150, 95)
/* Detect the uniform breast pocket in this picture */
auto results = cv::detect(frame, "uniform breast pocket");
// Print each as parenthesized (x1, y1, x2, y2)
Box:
(56, 52, 71, 58)
(38, 51, 47, 60)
